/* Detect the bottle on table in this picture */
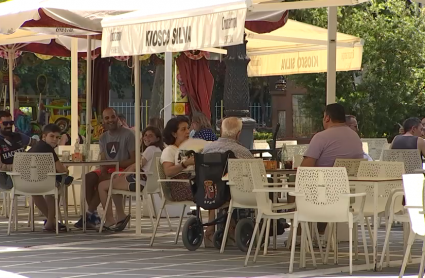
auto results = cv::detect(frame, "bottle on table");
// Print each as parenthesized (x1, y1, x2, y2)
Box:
(73, 139, 82, 162)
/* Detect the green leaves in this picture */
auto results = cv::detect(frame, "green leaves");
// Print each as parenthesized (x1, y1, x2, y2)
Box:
(289, 0, 425, 139)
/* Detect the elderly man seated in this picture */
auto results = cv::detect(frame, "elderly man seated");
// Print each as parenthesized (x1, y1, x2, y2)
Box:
(201, 117, 253, 246)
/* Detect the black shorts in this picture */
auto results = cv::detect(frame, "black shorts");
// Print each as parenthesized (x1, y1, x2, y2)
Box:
(126, 174, 145, 192)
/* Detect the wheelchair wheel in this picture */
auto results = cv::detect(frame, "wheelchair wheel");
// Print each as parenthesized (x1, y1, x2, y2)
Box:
(235, 218, 254, 252)
(182, 217, 204, 251)
(212, 229, 224, 250)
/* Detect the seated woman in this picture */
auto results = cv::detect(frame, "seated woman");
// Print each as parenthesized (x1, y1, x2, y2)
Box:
(161, 116, 195, 202)
(190, 112, 217, 141)
(98, 126, 164, 231)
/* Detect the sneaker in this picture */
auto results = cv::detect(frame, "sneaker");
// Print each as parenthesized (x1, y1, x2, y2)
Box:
(74, 214, 97, 230)
(90, 212, 101, 226)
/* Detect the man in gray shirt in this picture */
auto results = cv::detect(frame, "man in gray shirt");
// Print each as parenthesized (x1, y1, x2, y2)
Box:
(74, 108, 135, 230)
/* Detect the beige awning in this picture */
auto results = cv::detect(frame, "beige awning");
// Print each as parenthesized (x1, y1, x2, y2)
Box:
(247, 19, 364, 76)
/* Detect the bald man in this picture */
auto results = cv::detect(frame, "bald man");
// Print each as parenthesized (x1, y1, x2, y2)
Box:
(74, 108, 136, 230)
(202, 117, 253, 159)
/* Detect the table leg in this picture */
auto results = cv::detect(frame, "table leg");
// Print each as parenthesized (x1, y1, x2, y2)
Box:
(82, 166, 87, 233)
(373, 184, 378, 271)
(273, 173, 277, 250)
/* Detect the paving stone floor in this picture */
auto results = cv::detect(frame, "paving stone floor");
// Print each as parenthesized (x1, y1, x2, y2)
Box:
(0, 207, 421, 278)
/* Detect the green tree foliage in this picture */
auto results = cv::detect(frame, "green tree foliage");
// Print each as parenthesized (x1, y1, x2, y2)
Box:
(289, 0, 425, 138)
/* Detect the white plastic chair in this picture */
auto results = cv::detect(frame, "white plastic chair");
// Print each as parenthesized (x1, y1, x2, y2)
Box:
(381, 149, 422, 174)
(333, 158, 367, 177)
(293, 155, 303, 169)
(288, 167, 369, 274)
(354, 161, 405, 261)
(221, 159, 294, 254)
(99, 152, 172, 234)
(150, 157, 195, 246)
(7, 153, 67, 235)
(361, 138, 389, 161)
(399, 174, 425, 278)
(244, 160, 295, 266)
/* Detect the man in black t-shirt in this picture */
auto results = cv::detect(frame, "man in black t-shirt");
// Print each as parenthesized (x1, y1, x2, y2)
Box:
(0, 111, 36, 190)
(28, 124, 69, 232)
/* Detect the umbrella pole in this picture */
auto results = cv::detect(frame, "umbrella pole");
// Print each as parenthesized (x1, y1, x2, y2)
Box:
(326, 6, 337, 105)
(86, 36, 92, 149)
(71, 38, 79, 145)
(133, 55, 142, 236)
(8, 49, 14, 119)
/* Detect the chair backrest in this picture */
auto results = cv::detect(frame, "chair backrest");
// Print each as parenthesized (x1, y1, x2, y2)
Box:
(354, 161, 405, 214)
(362, 142, 369, 155)
(249, 160, 274, 214)
(144, 152, 162, 194)
(293, 155, 303, 169)
(361, 138, 389, 161)
(12, 153, 57, 195)
(276, 140, 297, 148)
(228, 159, 262, 208)
(403, 174, 425, 236)
(285, 144, 309, 160)
(156, 157, 174, 202)
(333, 158, 367, 177)
(295, 167, 351, 222)
(381, 149, 422, 174)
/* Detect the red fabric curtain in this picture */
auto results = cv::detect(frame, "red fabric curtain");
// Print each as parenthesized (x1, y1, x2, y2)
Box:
(245, 11, 289, 34)
(92, 58, 111, 114)
(176, 54, 214, 119)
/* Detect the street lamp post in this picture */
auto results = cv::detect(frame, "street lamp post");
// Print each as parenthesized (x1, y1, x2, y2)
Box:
(221, 34, 256, 149)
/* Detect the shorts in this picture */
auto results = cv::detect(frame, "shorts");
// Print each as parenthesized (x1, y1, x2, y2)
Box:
(126, 174, 146, 192)
(93, 167, 125, 176)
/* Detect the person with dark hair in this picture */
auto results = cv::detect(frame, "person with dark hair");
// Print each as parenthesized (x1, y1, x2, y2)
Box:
(27, 124, 69, 232)
(160, 116, 194, 202)
(345, 115, 373, 161)
(74, 107, 136, 230)
(391, 117, 425, 156)
(118, 113, 130, 129)
(59, 124, 84, 146)
(301, 103, 363, 238)
(190, 112, 217, 141)
(0, 110, 37, 190)
(98, 126, 164, 230)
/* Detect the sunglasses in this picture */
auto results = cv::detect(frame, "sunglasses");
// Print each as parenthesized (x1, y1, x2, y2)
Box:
(1, 121, 14, 126)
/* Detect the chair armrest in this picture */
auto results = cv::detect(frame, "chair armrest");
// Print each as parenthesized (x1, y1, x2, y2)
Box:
(288, 192, 304, 197)
(253, 187, 295, 193)
(341, 192, 367, 198)
(110, 171, 152, 180)
(6, 172, 19, 176)
(263, 182, 286, 187)
(47, 172, 68, 176)
(158, 179, 191, 183)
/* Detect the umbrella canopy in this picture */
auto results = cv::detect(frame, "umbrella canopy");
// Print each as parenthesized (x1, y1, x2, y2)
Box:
(246, 19, 364, 76)
(0, 0, 146, 36)
(100, 0, 290, 57)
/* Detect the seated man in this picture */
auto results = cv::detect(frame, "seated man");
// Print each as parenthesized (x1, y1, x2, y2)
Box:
(202, 117, 253, 159)
(301, 103, 363, 235)
(0, 110, 37, 190)
(75, 108, 135, 230)
(27, 124, 68, 232)
(345, 115, 373, 161)
(391, 117, 425, 157)
(202, 117, 253, 246)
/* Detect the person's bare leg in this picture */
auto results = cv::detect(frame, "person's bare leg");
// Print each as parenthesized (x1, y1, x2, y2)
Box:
(88, 173, 110, 213)
(45, 195, 56, 228)
(85, 172, 99, 212)
(111, 175, 131, 221)
(32, 195, 48, 218)
(98, 180, 115, 226)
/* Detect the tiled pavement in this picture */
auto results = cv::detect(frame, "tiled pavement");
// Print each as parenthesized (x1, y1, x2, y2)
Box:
(0, 209, 421, 278)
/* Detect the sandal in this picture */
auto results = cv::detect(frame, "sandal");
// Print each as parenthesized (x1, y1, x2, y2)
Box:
(113, 215, 131, 232)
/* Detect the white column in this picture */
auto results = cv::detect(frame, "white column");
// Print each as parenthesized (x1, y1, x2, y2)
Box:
(70, 38, 79, 145)
(164, 52, 173, 124)
(133, 55, 142, 236)
(326, 6, 337, 105)
(86, 36, 92, 148)
(8, 50, 14, 119)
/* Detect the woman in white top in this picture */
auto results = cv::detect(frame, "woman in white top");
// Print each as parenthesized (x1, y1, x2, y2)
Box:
(98, 126, 164, 230)
(160, 116, 195, 202)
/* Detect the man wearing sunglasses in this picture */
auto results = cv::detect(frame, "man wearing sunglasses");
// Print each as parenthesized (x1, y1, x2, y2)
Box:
(0, 111, 37, 190)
